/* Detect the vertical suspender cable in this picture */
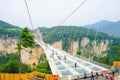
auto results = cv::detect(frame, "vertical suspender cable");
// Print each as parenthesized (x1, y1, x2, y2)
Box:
(94, 23, 100, 41)
(92, 23, 100, 59)
(86, 27, 90, 38)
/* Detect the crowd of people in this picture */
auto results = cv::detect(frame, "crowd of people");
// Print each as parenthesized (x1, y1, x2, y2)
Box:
(76, 70, 116, 80)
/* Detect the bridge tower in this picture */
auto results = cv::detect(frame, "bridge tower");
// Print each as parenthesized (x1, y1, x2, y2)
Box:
(33, 28, 43, 42)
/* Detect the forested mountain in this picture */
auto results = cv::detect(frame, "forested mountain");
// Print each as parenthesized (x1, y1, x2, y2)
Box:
(40, 26, 110, 43)
(0, 20, 22, 38)
(39, 26, 120, 46)
(84, 20, 120, 37)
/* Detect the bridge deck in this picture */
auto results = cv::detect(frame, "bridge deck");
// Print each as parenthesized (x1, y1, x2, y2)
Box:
(35, 40, 108, 79)
(46, 46, 108, 79)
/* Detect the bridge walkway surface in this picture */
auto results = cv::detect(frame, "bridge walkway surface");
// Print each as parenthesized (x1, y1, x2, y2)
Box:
(35, 40, 111, 80)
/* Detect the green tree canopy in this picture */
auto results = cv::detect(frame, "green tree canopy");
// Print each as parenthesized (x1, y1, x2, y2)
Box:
(19, 27, 35, 48)
(16, 27, 35, 73)
(0, 58, 19, 73)
(76, 51, 81, 55)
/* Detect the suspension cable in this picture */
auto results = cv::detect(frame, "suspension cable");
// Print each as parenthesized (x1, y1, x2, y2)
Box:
(44, 0, 88, 38)
(24, 0, 34, 29)
(23, 0, 88, 43)
(59, 0, 87, 25)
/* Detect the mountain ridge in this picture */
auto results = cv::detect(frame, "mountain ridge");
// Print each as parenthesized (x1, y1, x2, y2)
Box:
(0, 20, 22, 38)
(84, 20, 120, 37)
(0, 20, 19, 28)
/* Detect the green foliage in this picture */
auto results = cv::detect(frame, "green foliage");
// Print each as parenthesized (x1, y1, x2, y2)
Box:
(111, 37, 120, 46)
(94, 56, 113, 66)
(39, 26, 117, 51)
(19, 27, 35, 48)
(36, 60, 51, 74)
(76, 51, 81, 55)
(0, 53, 18, 65)
(36, 68, 50, 74)
(0, 54, 33, 73)
(0, 20, 22, 38)
(62, 38, 70, 51)
(39, 53, 46, 62)
(36, 54, 51, 74)
(16, 27, 35, 73)
(0, 57, 19, 73)
(107, 45, 120, 61)
(37, 60, 49, 69)
(21, 63, 33, 73)
(94, 45, 120, 66)
(0, 53, 51, 74)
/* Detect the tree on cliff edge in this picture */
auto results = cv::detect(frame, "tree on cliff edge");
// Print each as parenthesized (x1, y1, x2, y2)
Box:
(16, 27, 35, 73)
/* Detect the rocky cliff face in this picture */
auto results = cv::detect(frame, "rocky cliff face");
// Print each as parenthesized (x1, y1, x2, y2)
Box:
(0, 39, 44, 65)
(0, 37, 109, 64)
(21, 48, 44, 65)
(0, 39, 17, 54)
(81, 37, 90, 48)
(51, 37, 109, 58)
(68, 41, 79, 56)
(51, 40, 62, 50)
(92, 40, 109, 57)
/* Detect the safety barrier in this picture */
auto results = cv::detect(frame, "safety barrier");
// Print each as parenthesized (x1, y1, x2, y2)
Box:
(76, 56, 111, 69)
(114, 61, 120, 67)
(0, 72, 59, 80)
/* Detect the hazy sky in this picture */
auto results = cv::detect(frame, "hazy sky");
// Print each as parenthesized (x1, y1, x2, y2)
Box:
(0, 0, 120, 28)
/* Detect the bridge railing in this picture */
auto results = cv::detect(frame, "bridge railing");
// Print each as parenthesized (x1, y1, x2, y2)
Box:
(60, 49, 111, 70)
(0, 72, 59, 80)
(76, 55, 111, 70)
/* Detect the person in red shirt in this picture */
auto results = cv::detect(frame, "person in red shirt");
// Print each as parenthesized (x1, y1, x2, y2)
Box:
(109, 75, 114, 80)
(95, 72, 98, 79)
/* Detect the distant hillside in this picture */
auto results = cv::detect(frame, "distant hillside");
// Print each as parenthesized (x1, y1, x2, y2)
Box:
(40, 26, 112, 43)
(39, 26, 120, 51)
(84, 20, 120, 37)
(0, 20, 22, 38)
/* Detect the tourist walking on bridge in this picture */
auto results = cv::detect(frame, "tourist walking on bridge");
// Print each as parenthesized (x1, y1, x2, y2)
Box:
(75, 62, 77, 69)
(83, 72, 87, 80)
(95, 72, 98, 79)
(109, 74, 114, 80)
(64, 55, 66, 60)
(91, 71, 95, 80)
(105, 73, 108, 80)
(77, 75, 80, 80)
